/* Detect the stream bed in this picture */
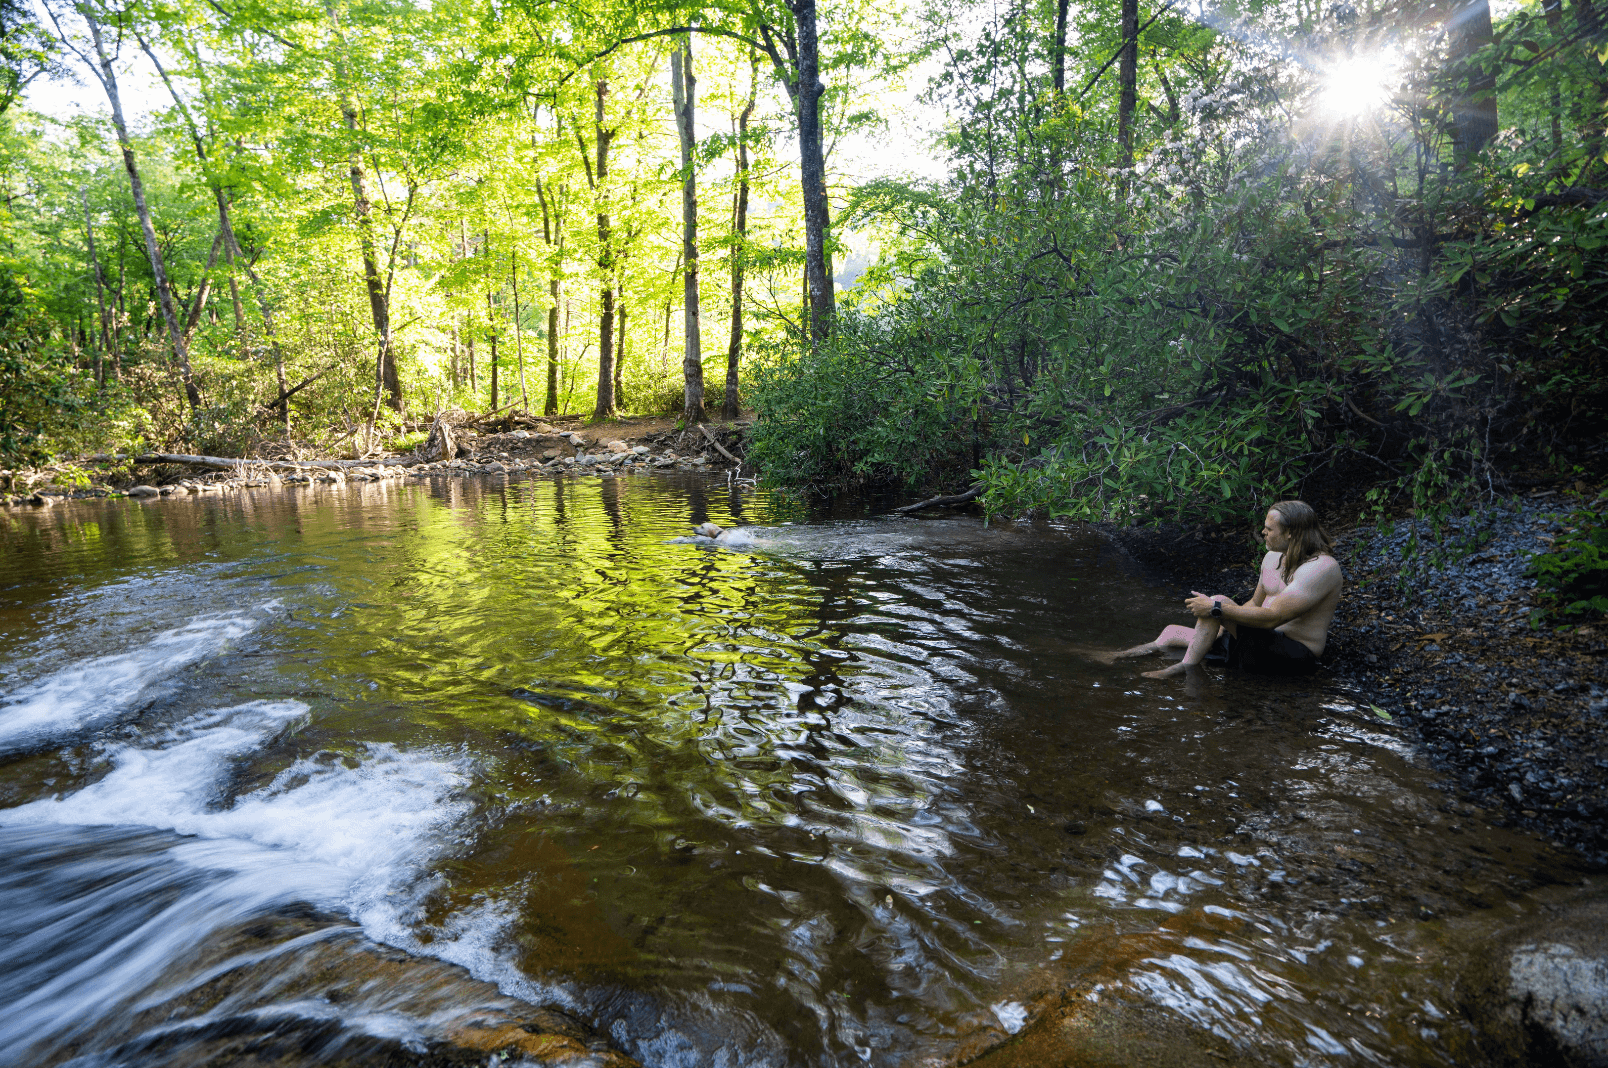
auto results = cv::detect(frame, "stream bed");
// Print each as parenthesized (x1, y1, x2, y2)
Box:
(0, 472, 1586, 1067)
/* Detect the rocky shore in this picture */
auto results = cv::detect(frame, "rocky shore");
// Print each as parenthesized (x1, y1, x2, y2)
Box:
(1110, 490, 1608, 869)
(0, 417, 751, 508)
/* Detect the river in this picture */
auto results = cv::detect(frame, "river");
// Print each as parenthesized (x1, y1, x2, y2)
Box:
(0, 472, 1580, 1067)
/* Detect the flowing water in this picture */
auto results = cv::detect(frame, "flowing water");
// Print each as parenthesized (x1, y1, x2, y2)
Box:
(0, 473, 1581, 1067)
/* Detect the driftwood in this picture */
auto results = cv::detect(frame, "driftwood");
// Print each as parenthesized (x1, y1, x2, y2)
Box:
(469, 400, 522, 428)
(82, 452, 413, 472)
(420, 414, 457, 463)
(698, 424, 742, 464)
(893, 484, 984, 513)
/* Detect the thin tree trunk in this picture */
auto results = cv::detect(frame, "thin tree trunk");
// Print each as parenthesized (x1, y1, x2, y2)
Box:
(224, 247, 246, 348)
(488, 294, 499, 413)
(1053, 0, 1071, 93)
(460, 222, 477, 396)
(534, 175, 563, 417)
(672, 37, 705, 422)
(326, 4, 399, 412)
(1118, 0, 1138, 168)
(81, 13, 198, 409)
(1543, 0, 1565, 155)
(615, 301, 627, 407)
(1573, 0, 1607, 173)
(511, 251, 528, 411)
(591, 79, 616, 419)
(787, 0, 835, 342)
(662, 249, 680, 376)
(79, 187, 111, 379)
(181, 230, 223, 350)
(725, 54, 756, 420)
(546, 283, 560, 415)
(450, 311, 460, 393)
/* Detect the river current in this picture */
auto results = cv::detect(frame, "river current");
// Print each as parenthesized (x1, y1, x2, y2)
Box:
(0, 472, 1578, 1067)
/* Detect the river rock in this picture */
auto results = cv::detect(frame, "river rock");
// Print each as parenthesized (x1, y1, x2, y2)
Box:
(633, 445, 650, 455)
(486, 461, 507, 473)
(127, 485, 159, 499)
(1461, 893, 1608, 1067)
(28, 492, 53, 506)
(543, 448, 560, 460)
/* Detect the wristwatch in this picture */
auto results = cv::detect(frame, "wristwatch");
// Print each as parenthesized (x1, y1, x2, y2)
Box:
(1210, 600, 1223, 618)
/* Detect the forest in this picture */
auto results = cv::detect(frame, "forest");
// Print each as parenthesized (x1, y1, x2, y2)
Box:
(0, 0, 1604, 525)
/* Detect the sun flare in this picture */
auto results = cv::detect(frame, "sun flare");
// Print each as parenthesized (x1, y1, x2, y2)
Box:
(1318, 53, 1399, 118)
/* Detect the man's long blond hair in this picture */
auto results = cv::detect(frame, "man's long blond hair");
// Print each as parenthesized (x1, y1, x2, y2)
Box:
(1271, 500, 1333, 582)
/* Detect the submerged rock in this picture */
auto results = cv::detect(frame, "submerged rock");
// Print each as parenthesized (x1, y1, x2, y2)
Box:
(127, 485, 159, 499)
(1509, 940, 1608, 1066)
(1461, 894, 1608, 1067)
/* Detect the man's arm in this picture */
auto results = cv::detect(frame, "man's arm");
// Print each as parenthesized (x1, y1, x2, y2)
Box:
(1187, 559, 1339, 628)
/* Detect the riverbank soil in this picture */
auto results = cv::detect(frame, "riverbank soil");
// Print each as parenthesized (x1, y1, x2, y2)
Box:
(0, 411, 755, 505)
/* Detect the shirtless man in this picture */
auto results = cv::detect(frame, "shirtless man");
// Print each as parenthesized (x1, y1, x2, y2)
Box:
(1110, 500, 1342, 679)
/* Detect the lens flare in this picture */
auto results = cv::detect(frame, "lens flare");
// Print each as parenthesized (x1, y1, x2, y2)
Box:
(1318, 53, 1399, 118)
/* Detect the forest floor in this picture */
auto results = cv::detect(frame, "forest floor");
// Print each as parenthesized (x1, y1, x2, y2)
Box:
(0, 411, 755, 506)
(1104, 487, 1608, 870)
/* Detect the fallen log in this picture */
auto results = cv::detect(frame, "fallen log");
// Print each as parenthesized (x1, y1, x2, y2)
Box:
(893, 484, 984, 513)
(698, 424, 742, 464)
(82, 452, 416, 472)
(469, 400, 523, 428)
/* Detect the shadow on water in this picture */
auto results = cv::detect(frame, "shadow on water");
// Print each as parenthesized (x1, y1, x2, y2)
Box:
(0, 472, 1587, 1067)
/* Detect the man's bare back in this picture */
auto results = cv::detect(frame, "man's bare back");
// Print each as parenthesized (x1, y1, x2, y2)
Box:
(1254, 548, 1341, 655)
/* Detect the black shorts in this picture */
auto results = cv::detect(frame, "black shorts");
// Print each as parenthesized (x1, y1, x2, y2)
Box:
(1217, 625, 1319, 677)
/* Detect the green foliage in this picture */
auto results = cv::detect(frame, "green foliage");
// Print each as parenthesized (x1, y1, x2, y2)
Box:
(747, 327, 974, 494)
(1530, 509, 1608, 621)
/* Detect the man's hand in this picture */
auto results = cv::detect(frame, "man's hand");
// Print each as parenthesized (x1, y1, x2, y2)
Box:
(1186, 591, 1230, 619)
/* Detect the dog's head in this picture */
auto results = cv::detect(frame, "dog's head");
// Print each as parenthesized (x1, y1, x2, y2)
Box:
(694, 522, 725, 539)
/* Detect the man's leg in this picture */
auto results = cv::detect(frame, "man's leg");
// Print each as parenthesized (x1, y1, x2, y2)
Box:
(1105, 624, 1197, 662)
(1142, 617, 1236, 678)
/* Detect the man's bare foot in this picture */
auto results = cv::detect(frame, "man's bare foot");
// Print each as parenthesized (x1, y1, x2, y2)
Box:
(1141, 661, 1191, 679)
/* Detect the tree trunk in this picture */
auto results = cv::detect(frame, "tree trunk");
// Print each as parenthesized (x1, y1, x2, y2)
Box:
(790, 0, 835, 342)
(592, 79, 616, 420)
(726, 55, 756, 420)
(79, 187, 112, 376)
(615, 301, 627, 407)
(1446, 0, 1498, 165)
(83, 14, 198, 409)
(511, 250, 528, 411)
(546, 281, 560, 415)
(1053, 0, 1071, 93)
(449, 308, 460, 392)
(1573, 0, 1607, 173)
(535, 175, 564, 417)
(489, 325, 499, 412)
(672, 37, 706, 423)
(327, 4, 400, 412)
(1543, 0, 1565, 155)
(1118, 0, 1138, 167)
(181, 230, 223, 350)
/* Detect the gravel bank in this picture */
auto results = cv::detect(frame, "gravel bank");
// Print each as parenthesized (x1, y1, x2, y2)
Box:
(1109, 493, 1608, 868)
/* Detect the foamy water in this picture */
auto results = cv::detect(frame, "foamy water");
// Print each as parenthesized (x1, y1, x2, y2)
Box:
(0, 612, 264, 753)
(0, 696, 473, 1062)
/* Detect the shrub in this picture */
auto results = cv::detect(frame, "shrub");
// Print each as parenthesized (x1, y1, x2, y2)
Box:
(1530, 509, 1608, 621)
